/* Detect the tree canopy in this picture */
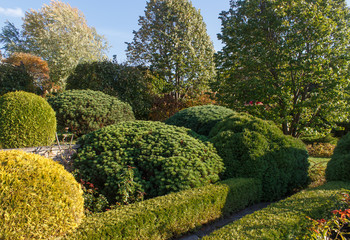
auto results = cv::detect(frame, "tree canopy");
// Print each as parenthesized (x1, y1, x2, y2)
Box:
(126, 0, 216, 99)
(0, 0, 109, 87)
(215, 0, 350, 137)
(3, 52, 51, 93)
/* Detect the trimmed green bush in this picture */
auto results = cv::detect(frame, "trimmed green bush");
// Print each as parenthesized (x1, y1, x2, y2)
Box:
(326, 132, 350, 182)
(0, 91, 56, 148)
(48, 89, 135, 136)
(0, 150, 84, 239)
(0, 63, 36, 95)
(165, 105, 235, 136)
(66, 61, 155, 119)
(209, 112, 309, 200)
(74, 121, 224, 204)
(203, 181, 350, 240)
(65, 178, 261, 240)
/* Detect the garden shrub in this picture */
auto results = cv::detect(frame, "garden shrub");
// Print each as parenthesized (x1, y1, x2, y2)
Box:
(0, 91, 56, 148)
(0, 63, 36, 95)
(326, 132, 350, 182)
(73, 121, 224, 204)
(166, 105, 235, 136)
(65, 178, 261, 240)
(209, 112, 309, 200)
(0, 150, 84, 239)
(48, 89, 135, 136)
(66, 61, 155, 119)
(203, 181, 350, 240)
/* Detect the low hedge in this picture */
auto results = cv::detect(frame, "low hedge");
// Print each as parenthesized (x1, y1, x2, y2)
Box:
(203, 181, 350, 240)
(65, 178, 262, 240)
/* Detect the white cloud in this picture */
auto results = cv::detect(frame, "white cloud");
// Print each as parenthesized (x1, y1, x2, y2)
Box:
(0, 7, 24, 18)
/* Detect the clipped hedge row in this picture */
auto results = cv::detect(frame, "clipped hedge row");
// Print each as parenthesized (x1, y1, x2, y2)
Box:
(203, 181, 350, 240)
(65, 178, 262, 240)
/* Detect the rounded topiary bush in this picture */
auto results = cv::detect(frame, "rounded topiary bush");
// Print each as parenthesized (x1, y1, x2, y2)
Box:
(0, 91, 56, 148)
(209, 112, 309, 201)
(48, 89, 135, 136)
(326, 132, 350, 182)
(165, 105, 235, 136)
(0, 150, 84, 239)
(74, 121, 224, 204)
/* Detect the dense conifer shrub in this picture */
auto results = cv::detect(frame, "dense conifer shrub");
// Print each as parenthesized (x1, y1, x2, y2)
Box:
(166, 105, 235, 136)
(0, 91, 56, 148)
(209, 112, 309, 200)
(48, 89, 135, 136)
(326, 132, 350, 182)
(74, 121, 224, 204)
(0, 150, 84, 239)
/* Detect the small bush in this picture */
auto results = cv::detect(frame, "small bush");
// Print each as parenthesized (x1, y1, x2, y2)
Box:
(166, 105, 235, 136)
(209, 112, 309, 201)
(0, 150, 84, 239)
(326, 132, 350, 182)
(0, 91, 56, 148)
(48, 89, 135, 136)
(74, 121, 224, 204)
(66, 61, 155, 119)
(0, 63, 36, 95)
(65, 178, 261, 240)
(203, 181, 350, 240)
(306, 142, 335, 158)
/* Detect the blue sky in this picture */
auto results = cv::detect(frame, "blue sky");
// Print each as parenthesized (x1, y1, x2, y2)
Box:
(0, 0, 349, 62)
(0, 0, 230, 62)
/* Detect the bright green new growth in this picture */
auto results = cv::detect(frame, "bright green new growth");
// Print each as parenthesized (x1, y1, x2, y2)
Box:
(166, 105, 235, 136)
(326, 132, 350, 182)
(74, 121, 224, 204)
(0, 91, 56, 148)
(48, 89, 135, 136)
(209, 112, 309, 200)
(0, 150, 84, 239)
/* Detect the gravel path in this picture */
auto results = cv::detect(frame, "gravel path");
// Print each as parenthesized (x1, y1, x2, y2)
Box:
(175, 202, 272, 240)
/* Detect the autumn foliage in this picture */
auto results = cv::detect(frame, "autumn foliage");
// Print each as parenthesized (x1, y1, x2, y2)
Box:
(148, 91, 217, 121)
(2, 52, 53, 93)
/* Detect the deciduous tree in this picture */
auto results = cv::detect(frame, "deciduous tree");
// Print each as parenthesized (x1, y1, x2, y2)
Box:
(215, 0, 350, 137)
(3, 52, 51, 93)
(126, 0, 216, 100)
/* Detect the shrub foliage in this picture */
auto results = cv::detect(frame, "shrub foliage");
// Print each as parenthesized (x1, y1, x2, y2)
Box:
(209, 112, 309, 200)
(0, 91, 56, 148)
(0, 63, 35, 95)
(48, 89, 135, 136)
(326, 132, 350, 182)
(66, 61, 155, 119)
(0, 150, 84, 239)
(74, 121, 224, 204)
(66, 178, 261, 240)
(166, 105, 235, 136)
(203, 181, 350, 240)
